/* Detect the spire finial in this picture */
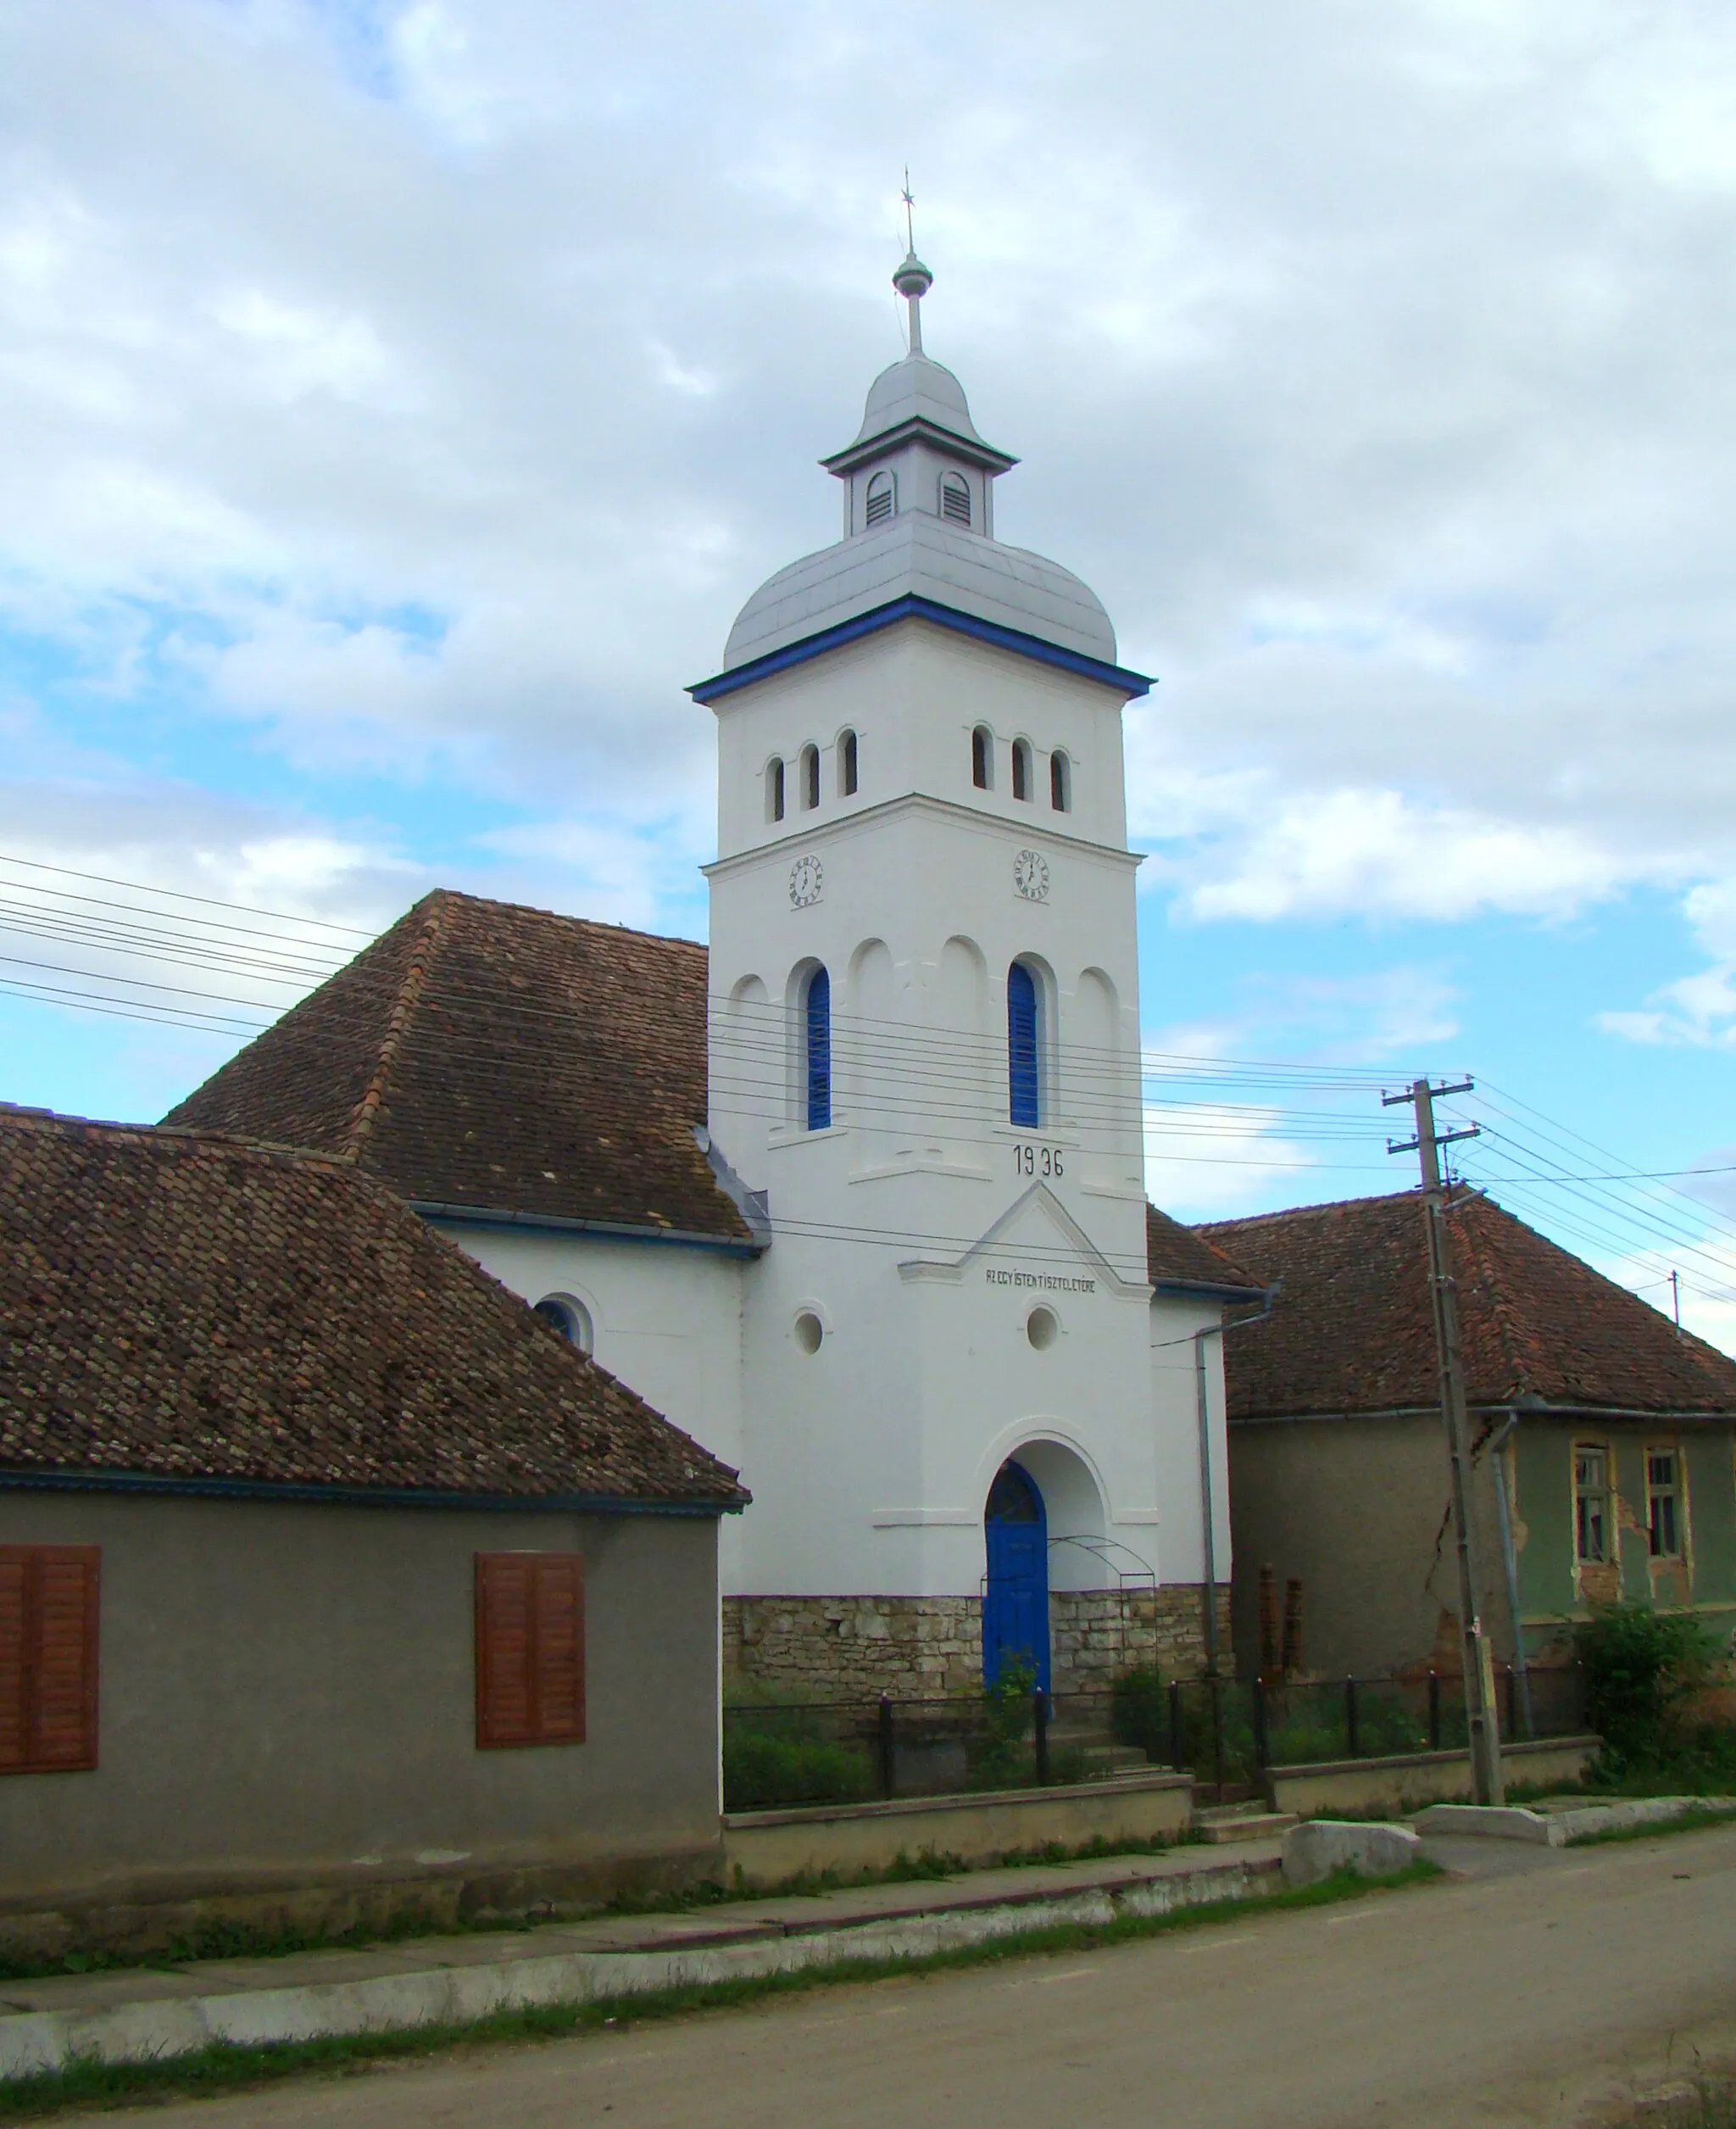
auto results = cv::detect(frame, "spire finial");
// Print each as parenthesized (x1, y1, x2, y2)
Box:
(892, 172, 933, 356)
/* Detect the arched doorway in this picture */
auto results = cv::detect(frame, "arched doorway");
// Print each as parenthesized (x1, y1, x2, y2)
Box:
(983, 1458, 1049, 1691)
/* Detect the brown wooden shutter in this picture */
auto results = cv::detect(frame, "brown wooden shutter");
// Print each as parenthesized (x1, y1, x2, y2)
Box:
(476, 1552, 584, 1748)
(530, 1555, 585, 1744)
(0, 1547, 99, 1775)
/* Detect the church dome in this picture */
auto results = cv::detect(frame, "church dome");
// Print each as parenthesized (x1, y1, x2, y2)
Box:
(850, 352, 988, 452)
(723, 510, 1118, 671)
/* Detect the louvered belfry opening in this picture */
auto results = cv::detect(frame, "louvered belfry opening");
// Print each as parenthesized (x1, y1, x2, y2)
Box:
(805, 966, 832, 1130)
(475, 1552, 586, 1749)
(865, 471, 894, 526)
(0, 1546, 100, 1774)
(839, 728, 859, 797)
(1008, 961, 1041, 1128)
(971, 725, 992, 789)
(941, 473, 971, 526)
(768, 757, 786, 822)
(1050, 750, 1071, 811)
(802, 744, 820, 811)
(1011, 738, 1032, 802)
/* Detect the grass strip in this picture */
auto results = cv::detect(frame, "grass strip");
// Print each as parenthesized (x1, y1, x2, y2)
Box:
(1566, 1803, 1736, 1848)
(0, 1862, 1440, 2121)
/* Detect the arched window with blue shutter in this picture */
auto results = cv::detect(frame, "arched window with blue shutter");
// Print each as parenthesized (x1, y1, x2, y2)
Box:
(805, 966, 832, 1130)
(1007, 961, 1040, 1128)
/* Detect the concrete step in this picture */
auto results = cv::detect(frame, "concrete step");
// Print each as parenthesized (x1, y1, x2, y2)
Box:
(1194, 1807, 1299, 1844)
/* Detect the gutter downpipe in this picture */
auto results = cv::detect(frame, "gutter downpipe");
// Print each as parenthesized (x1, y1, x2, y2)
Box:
(1486, 1410, 1534, 1738)
(1193, 1285, 1279, 1678)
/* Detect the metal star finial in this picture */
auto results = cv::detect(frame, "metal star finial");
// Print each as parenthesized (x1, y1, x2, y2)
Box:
(901, 169, 915, 255)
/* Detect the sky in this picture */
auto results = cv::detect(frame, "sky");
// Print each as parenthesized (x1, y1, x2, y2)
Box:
(3, 0, 1735, 1344)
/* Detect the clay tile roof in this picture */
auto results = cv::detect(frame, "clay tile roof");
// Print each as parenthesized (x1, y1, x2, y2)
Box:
(1198, 1190, 1736, 1422)
(163, 889, 751, 1245)
(0, 1106, 748, 1509)
(1145, 1202, 1264, 1295)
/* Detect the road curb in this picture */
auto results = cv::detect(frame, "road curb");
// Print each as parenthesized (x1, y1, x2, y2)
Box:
(0, 1855, 1282, 2079)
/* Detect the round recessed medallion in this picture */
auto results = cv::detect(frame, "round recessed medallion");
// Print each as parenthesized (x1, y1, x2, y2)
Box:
(1013, 849, 1050, 902)
(788, 854, 824, 908)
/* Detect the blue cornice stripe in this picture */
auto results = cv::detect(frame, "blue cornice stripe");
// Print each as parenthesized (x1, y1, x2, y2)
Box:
(0, 1466, 743, 1517)
(688, 594, 1155, 704)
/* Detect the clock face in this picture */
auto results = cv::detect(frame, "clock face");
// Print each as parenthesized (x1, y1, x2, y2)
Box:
(1013, 849, 1050, 903)
(788, 854, 825, 908)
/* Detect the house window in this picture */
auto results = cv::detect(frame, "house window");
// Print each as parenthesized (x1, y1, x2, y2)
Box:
(971, 725, 993, 790)
(1050, 750, 1071, 812)
(1011, 739, 1032, 802)
(1008, 961, 1042, 1129)
(535, 1296, 593, 1354)
(476, 1552, 586, 1749)
(1647, 1448, 1683, 1558)
(801, 744, 820, 811)
(767, 758, 785, 823)
(0, 1546, 100, 1775)
(839, 728, 859, 798)
(865, 471, 895, 526)
(1574, 1446, 1611, 1566)
(940, 472, 971, 526)
(805, 966, 832, 1130)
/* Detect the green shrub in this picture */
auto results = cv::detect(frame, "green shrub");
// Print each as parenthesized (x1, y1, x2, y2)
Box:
(1573, 1601, 1722, 1773)
(722, 1721, 874, 1810)
(968, 1658, 1036, 1789)
(1110, 1664, 1168, 1760)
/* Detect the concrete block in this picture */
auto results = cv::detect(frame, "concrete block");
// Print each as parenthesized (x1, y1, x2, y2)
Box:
(1412, 1804, 1562, 1845)
(1281, 1820, 1422, 1887)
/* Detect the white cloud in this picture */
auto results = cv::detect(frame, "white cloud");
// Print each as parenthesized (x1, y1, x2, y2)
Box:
(1180, 789, 1622, 926)
(3, 0, 1736, 978)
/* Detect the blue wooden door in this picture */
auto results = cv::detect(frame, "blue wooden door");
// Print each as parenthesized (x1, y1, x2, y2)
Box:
(983, 1460, 1049, 1691)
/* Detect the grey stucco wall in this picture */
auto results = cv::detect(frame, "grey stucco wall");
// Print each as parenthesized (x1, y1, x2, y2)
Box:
(1227, 1415, 1511, 1680)
(0, 1491, 722, 1911)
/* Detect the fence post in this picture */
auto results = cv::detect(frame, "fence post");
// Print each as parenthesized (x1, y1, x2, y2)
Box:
(1427, 1670, 1441, 1753)
(877, 1694, 895, 1799)
(1251, 1676, 1269, 1772)
(1503, 1663, 1517, 1739)
(1169, 1680, 1185, 1772)
(1345, 1676, 1360, 1758)
(1033, 1687, 1049, 1786)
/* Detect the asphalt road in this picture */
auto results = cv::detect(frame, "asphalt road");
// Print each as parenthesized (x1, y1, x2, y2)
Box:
(65, 1825, 1736, 2129)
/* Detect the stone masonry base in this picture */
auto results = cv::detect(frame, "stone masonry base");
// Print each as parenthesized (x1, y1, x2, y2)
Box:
(723, 1587, 1232, 1700)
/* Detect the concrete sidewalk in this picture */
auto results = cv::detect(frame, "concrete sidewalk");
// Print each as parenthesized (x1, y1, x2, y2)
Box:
(0, 1842, 1286, 2081)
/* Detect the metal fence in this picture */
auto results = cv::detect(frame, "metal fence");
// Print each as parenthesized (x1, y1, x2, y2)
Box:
(722, 1664, 1589, 1814)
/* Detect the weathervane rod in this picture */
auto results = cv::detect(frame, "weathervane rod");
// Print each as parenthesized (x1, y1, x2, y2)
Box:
(893, 172, 932, 355)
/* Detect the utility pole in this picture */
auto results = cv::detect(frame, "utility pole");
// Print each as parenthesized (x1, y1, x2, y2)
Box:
(1671, 1269, 1683, 1337)
(1384, 1077, 1504, 1807)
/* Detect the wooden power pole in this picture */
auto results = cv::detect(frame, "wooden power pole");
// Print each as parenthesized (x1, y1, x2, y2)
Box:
(1384, 1076, 1504, 1807)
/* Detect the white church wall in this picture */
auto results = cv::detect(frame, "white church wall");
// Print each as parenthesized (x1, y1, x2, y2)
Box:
(1149, 1292, 1236, 1588)
(430, 1222, 751, 1587)
(712, 622, 1132, 863)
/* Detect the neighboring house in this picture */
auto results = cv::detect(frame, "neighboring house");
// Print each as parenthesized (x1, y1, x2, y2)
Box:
(1199, 1190, 1736, 1682)
(0, 1106, 746, 1953)
(164, 248, 1261, 1702)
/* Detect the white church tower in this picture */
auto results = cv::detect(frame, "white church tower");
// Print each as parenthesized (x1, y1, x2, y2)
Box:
(693, 248, 1236, 1697)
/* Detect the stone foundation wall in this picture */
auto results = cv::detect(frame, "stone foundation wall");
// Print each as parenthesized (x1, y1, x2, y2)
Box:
(723, 1596, 983, 1700)
(723, 1587, 1232, 1701)
(1049, 1586, 1231, 1691)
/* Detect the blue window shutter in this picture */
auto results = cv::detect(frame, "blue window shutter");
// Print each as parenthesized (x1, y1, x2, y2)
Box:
(1008, 962, 1039, 1127)
(806, 967, 832, 1130)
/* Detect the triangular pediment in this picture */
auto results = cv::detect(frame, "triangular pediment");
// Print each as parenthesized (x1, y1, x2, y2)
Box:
(897, 1182, 1149, 1297)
